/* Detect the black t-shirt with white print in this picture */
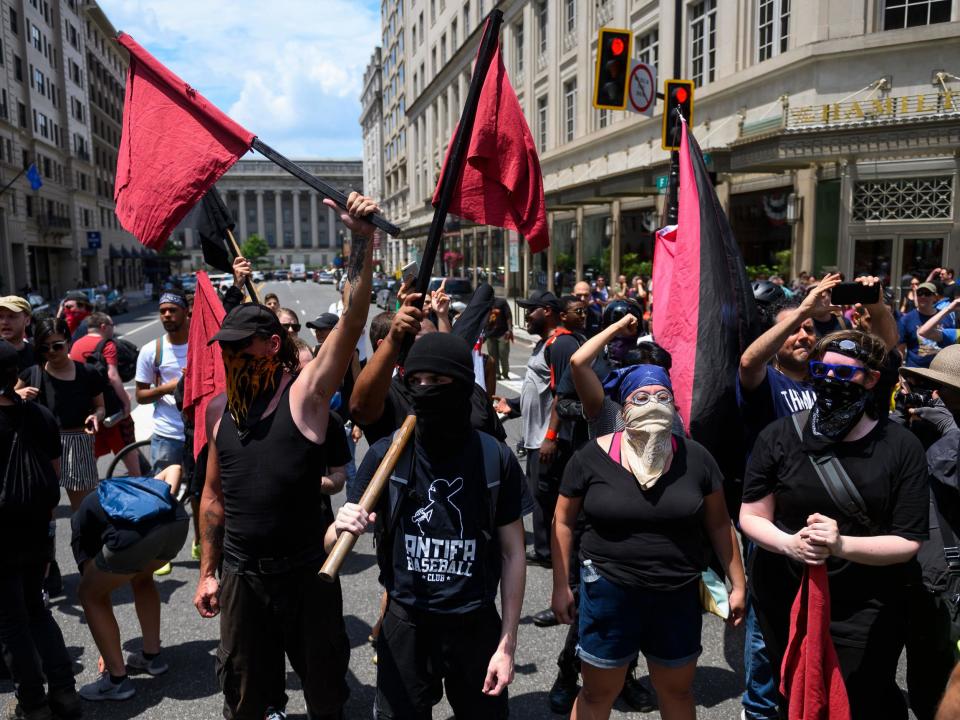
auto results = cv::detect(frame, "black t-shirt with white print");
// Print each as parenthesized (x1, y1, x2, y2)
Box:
(350, 432, 524, 614)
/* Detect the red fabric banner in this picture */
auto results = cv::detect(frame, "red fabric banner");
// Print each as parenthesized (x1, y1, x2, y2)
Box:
(182, 271, 226, 459)
(780, 565, 851, 720)
(432, 41, 548, 253)
(114, 33, 254, 249)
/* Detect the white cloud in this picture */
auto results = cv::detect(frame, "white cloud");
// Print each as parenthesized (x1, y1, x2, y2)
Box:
(97, 0, 381, 157)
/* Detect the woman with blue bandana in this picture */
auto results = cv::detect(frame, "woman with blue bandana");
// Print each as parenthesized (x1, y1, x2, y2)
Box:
(552, 364, 746, 720)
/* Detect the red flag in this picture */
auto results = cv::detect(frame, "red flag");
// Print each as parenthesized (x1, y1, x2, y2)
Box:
(115, 33, 254, 249)
(652, 120, 760, 481)
(432, 41, 548, 253)
(182, 272, 227, 459)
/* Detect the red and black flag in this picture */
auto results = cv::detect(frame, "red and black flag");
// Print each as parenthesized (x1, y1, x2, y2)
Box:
(194, 186, 235, 274)
(652, 120, 761, 480)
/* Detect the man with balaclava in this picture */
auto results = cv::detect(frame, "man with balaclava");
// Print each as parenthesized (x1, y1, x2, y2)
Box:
(329, 332, 526, 720)
(193, 192, 379, 720)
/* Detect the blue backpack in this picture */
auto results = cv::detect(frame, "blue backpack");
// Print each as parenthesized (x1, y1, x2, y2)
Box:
(97, 476, 176, 524)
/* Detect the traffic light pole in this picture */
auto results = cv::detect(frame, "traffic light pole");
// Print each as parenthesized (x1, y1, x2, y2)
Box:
(666, 0, 683, 225)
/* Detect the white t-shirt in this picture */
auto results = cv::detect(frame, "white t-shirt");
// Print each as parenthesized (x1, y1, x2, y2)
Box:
(135, 336, 188, 440)
(327, 300, 370, 362)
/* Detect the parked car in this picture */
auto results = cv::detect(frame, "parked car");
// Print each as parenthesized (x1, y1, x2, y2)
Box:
(427, 277, 475, 305)
(26, 294, 49, 315)
(76, 288, 107, 313)
(104, 289, 128, 315)
(275, 270, 290, 281)
(376, 280, 400, 309)
(251, 270, 265, 283)
(316, 270, 336, 284)
(177, 274, 197, 293)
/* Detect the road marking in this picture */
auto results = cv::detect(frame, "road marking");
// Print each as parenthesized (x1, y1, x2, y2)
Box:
(118, 317, 160, 339)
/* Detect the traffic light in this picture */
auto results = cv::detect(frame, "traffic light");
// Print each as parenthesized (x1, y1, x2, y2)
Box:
(593, 28, 632, 110)
(661, 80, 694, 150)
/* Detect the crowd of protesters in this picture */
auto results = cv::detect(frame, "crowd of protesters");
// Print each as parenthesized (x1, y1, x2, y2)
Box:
(2, 193, 960, 720)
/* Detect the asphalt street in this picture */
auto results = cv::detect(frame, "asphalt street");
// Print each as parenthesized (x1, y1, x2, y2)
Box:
(0, 279, 910, 718)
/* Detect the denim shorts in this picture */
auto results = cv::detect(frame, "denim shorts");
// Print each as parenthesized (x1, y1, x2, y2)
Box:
(576, 562, 703, 669)
(151, 435, 185, 476)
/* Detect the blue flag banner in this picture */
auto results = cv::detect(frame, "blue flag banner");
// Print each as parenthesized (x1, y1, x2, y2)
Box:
(25, 163, 42, 190)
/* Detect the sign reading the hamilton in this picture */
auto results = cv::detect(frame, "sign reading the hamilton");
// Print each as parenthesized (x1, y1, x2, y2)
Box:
(788, 90, 958, 128)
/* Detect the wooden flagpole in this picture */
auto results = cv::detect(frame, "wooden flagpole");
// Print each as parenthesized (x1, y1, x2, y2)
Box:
(223, 228, 261, 304)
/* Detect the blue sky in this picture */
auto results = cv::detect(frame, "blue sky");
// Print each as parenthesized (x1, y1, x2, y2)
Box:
(98, 0, 381, 159)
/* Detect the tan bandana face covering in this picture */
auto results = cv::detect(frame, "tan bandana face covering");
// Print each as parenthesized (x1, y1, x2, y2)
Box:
(620, 402, 675, 489)
(222, 349, 281, 436)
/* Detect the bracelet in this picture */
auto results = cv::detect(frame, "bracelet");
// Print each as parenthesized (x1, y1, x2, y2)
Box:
(545, 428, 558, 441)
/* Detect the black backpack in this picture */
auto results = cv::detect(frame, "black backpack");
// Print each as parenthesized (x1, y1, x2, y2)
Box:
(0, 405, 61, 512)
(85, 337, 138, 384)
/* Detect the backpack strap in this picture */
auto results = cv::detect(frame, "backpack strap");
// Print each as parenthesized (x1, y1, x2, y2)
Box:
(477, 431, 502, 541)
(608, 431, 623, 464)
(154, 337, 163, 386)
(789, 410, 873, 529)
(384, 422, 417, 536)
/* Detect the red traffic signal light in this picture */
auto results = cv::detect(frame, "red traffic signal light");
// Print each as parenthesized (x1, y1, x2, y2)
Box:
(661, 79, 694, 151)
(593, 28, 632, 111)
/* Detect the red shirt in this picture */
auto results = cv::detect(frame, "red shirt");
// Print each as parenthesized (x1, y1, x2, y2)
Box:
(69, 334, 117, 365)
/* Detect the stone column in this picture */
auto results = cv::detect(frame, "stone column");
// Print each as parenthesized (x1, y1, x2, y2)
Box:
(238, 191, 248, 242)
(796, 164, 818, 278)
(255, 191, 265, 238)
(546, 212, 555, 292)
(485, 229, 493, 289)
(292, 191, 302, 249)
(503, 231, 512, 298)
(837, 160, 856, 277)
(575, 206, 584, 282)
(471, 228, 479, 287)
(275, 192, 284, 247)
(327, 206, 337, 248)
(609, 200, 621, 282)
(309, 192, 319, 249)
(522, 240, 531, 298)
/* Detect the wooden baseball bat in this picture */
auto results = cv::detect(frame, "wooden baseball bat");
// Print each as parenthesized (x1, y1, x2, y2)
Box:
(319, 414, 417, 582)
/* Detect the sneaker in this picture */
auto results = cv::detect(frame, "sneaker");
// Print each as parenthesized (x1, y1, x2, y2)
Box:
(47, 687, 81, 719)
(619, 672, 656, 713)
(548, 671, 579, 714)
(78, 673, 135, 702)
(126, 651, 168, 676)
(264, 709, 287, 720)
(532, 608, 559, 627)
(153, 562, 172, 577)
(191, 542, 201, 560)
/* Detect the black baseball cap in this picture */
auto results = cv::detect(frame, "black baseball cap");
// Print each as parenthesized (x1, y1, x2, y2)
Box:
(208, 303, 282, 345)
(306, 313, 339, 331)
(64, 290, 90, 304)
(517, 289, 561, 312)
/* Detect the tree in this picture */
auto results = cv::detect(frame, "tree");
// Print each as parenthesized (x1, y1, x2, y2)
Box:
(240, 234, 269, 266)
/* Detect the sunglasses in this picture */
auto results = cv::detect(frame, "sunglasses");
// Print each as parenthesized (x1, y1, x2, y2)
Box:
(281, 322, 301, 332)
(808, 360, 865, 381)
(917, 290, 934, 297)
(627, 389, 673, 406)
(39, 341, 68, 352)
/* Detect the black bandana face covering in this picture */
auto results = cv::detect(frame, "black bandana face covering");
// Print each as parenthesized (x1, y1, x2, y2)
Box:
(810, 376, 869, 441)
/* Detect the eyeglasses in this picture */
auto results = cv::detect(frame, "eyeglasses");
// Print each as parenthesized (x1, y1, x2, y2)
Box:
(808, 360, 865, 381)
(627, 389, 673, 406)
(39, 341, 68, 352)
(281, 322, 301, 332)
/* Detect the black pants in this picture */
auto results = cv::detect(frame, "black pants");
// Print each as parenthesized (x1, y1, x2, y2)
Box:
(376, 600, 508, 720)
(905, 583, 956, 720)
(216, 565, 350, 720)
(0, 556, 74, 712)
(525, 443, 571, 561)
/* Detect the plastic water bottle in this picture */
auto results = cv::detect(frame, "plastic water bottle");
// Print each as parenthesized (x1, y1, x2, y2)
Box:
(103, 411, 125, 428)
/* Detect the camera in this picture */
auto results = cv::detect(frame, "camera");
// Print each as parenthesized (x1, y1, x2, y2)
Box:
(895, 389, 935, 414)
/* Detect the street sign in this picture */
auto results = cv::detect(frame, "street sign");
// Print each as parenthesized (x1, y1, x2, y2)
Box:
(627, 61, 656, 116)
(655, 175, 669, 194)
(86, 231, 101, 249)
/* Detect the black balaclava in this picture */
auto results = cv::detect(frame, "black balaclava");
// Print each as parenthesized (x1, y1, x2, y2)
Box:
(404, 333, 475, 453)
(809, 338, 874, 443)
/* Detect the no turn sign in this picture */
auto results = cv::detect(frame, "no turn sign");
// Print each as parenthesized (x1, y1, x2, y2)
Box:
(627, 61, 656, 116)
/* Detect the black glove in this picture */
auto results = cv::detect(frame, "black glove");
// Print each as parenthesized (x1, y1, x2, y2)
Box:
(910, 404, 958, 437)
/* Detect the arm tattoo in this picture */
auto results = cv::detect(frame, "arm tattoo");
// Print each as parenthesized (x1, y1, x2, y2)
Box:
(202, 510, 225, 550)
(347, 232, 369, 284)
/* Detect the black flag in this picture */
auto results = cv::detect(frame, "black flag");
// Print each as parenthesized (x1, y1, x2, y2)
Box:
(195, 186, 235, 273)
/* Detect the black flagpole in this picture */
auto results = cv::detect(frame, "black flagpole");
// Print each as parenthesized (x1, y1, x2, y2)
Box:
(399, 9, 504, 361)
(251, 138, 401, 237)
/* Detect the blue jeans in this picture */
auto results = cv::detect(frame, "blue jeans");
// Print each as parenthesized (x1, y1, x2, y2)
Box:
(743, 542, 779, 719)
(151, 435, 185, 476)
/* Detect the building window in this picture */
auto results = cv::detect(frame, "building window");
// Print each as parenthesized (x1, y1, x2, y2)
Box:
(451, 18, 458, 48)
(536, 95, 548, 150)
(690, 0, 717, 87)
(636, 28, 659, 75)
(464, 2, 470, 35)
(565, 0, 576, 34)
(13, 55, 21, 82)
(440, 33, 446, 64)
(9, 8, 16, 34)
(563, 78, 576, 142)
(882, 0, 951, 29)
(30, 24, 41, 51)
(515, 20, 524, 73)
(757, 0, 790, 61)
(852, 177, 953, 221)
(537, 1, 548, 56)
(17, 102, 25, 128)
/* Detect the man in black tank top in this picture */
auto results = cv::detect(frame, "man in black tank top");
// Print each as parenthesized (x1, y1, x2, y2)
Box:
(192, 192, 380, 720)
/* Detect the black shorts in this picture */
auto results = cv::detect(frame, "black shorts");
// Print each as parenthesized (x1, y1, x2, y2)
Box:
(375, 600, 508, 720)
